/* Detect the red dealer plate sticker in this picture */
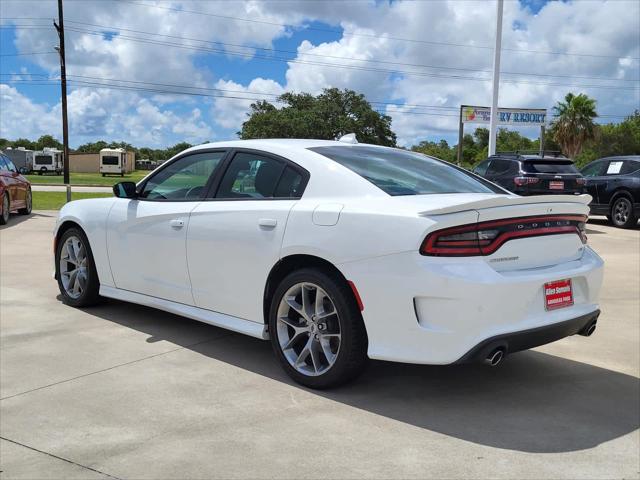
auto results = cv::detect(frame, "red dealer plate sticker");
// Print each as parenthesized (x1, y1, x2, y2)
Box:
(544, 279, 574, 310)
(549, 181, 564, 190)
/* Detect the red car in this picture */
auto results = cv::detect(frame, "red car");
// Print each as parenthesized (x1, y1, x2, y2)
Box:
(0, 152, 32, 225)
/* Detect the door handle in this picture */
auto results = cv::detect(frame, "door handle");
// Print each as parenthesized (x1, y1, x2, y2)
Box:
(258, 218, 277, 229)
(170, 219, 185, 229)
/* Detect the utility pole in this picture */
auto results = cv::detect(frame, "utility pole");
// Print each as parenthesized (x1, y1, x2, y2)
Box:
(54, 0, 70, 203)
(488, 0, 504, 156)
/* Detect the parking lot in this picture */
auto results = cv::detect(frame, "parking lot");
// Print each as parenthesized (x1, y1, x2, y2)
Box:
(1, 212, 638, 479)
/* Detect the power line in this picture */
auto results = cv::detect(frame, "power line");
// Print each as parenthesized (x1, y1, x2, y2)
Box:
(62, 19, 640, 83)
(0, 51, 56, 57)
(115, 0, 640, 61)
(3, 77, 634, 120)
(60, 25, 639, 91)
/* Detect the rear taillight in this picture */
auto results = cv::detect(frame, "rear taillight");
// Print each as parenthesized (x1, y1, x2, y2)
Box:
(576, 177, 586, 186)
(420, 215, 588, 257)
(514, 176, 540, 186)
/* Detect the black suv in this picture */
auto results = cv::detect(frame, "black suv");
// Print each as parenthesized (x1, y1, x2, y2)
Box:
(581, 156, 640, 228)
(473, 152, 585, 196)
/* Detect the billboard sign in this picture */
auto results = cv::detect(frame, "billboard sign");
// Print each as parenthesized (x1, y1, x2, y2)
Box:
(461, 105, 547, 126)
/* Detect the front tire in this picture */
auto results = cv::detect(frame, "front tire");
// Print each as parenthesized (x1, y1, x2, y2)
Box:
(18, 189, 32, 215)
(269, 268, 368, 389)
(1, 193, 9, 225)
(55, 227, 101, 307)
(610, 197, 637, 228)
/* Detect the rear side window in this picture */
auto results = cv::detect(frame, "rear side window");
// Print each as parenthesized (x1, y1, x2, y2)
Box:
(581, 161, 606, 177)
(274, 166, 304, 198)
(309, 145, 502, 196)
(216, 153, 284, 199)
(522, 161, 579, 174)
(473, 160, 490, 176)
(487, 159, 517, 175)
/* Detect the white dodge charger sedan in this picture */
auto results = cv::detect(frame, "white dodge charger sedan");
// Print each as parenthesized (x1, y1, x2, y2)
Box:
(54, 139, 603, 388)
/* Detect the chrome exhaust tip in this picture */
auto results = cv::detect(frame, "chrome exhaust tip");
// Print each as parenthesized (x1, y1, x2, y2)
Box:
(484, 349, 505, 367)
(580, 322, 597, 337)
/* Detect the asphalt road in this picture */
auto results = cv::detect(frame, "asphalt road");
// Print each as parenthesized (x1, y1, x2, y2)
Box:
(1, 212, 638, 479)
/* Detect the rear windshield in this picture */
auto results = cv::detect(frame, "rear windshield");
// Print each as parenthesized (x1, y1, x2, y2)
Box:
(309, 145, 503, 196)
(523, 161, 579, 174)
(102, 155, 120, 165)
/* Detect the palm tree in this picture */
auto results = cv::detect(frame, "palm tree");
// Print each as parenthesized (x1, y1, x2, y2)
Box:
(551, 93, 598, 158)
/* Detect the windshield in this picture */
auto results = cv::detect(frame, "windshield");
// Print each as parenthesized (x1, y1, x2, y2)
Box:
(523, 161, 579, 174)
(309, 145, 502, 196)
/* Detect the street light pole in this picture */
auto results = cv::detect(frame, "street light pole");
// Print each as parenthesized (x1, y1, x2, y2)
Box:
(54, 0, 70, 203)
(488, 0, 504, 156)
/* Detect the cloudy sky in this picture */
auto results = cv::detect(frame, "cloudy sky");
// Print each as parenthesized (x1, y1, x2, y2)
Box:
(1, 0, 638, 148)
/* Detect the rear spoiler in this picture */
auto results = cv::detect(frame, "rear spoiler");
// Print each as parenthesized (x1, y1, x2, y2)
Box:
(419, 194, 592, 216)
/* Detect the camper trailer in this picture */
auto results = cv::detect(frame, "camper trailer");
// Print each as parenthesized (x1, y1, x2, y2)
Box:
(5, 147, 34, 173)
(33, 148, 63, 175)
(100, 148, 127, 176)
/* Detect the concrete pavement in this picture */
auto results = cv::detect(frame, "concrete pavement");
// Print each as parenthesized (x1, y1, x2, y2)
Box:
(1, 212, 638, 479)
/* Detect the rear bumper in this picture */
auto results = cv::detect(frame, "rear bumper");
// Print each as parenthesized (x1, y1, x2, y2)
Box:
(338, 245, 604, 365)
(454, 309, 599, 363)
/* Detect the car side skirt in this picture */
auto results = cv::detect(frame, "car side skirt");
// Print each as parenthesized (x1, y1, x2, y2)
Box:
(99, 286, 269, 340)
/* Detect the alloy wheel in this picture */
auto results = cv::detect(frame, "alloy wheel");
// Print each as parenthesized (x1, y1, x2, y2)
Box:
(59, 235, 88, 299)
(613, 198, 631, 226)
(276, 282, 342, 376)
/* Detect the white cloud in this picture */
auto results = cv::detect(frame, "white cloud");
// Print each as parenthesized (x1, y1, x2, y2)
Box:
(1, 0, 638, 147)
(0, 84, 60, 139)
(211, 78, 284, 131)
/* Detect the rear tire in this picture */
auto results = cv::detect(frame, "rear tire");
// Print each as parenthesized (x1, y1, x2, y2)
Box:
(610, 196, 637, 228)
(268, 268, 368, 389)
(18, 189, 32, 215)
(55, 227, 101, 307)
(1, 193, 9, 225)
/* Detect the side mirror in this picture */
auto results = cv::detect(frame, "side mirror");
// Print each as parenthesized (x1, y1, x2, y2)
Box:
(113, 181, 138, 199)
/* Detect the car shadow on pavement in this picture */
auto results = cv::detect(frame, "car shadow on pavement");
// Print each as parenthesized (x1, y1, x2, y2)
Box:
(0, 212, 50, 230)
(85, 298, 640, 455)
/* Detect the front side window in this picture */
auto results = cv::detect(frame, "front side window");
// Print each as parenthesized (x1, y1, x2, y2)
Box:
(309, 145, 502, 196)
(0, 156, 8, 171)
(140, 151, 225, 200)
(4, 158, 17, 172)
(621, 160, 640, 175)
(215, 152, 295, 199)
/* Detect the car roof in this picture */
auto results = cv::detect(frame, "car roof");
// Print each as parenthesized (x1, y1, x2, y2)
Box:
(595, 155, 640, 162)
(489, 154, 572, 162)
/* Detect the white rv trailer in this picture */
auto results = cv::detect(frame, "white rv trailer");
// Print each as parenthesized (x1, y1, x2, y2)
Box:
(33, 148, 63, 175)
(99, 148, 127, 176)
(4, 147, 34, 173)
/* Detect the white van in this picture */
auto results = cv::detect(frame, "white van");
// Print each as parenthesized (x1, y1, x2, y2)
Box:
(33, 148, 63, 175)
(100, 148, 127, 177)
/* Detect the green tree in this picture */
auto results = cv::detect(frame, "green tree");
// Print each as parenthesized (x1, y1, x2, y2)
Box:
(551, 93, 598, 159)
(411, 139, 455, 162)
(239, 88, 397, 146)
(34, 135, 63, 150)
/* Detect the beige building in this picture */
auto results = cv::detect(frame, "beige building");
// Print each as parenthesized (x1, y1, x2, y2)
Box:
(69, 151, 135, 173)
